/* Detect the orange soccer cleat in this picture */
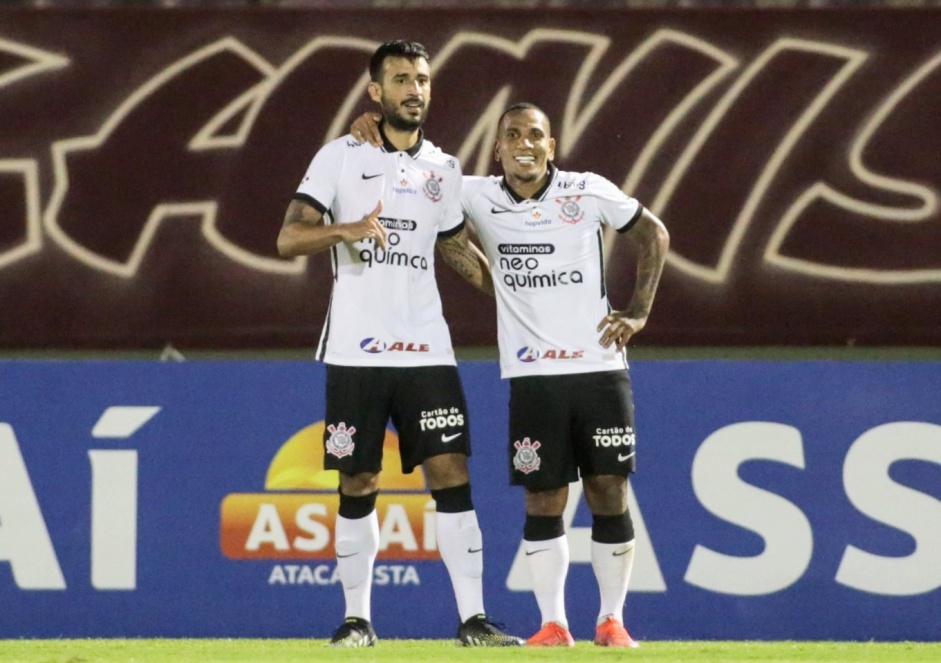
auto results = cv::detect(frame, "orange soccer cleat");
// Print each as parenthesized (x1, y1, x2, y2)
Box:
(594, 615, 639, 648)
(526, 621, 575, 647)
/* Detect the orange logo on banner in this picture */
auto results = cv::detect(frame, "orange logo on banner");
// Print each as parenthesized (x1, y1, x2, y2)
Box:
(220, 423, 439, 560)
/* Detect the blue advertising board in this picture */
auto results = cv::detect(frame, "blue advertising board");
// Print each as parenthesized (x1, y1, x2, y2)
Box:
(1, 360, 939, 641)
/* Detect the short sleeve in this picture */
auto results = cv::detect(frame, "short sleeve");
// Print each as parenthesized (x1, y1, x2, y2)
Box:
(294, 139, 345, 213)
(438, 158, 465, 236)
(589, 173, 643, 232)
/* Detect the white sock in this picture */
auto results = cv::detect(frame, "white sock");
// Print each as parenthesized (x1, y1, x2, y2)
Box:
(524, 535, 569, 629)
(436, 510, 485, 622)
(335, 512, 380, 622)
(591, 539, 634, 624)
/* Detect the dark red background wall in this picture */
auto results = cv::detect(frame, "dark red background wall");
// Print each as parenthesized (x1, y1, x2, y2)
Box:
(1, 8, 938, 348)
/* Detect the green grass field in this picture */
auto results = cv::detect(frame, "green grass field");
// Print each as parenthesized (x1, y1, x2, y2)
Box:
(1, 639, 940, 663)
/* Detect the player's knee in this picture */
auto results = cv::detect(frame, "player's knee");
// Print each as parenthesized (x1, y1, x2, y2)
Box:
(591, 512, 634, 544)
(524, 486, 568, 516)
(524, 514, 565, 541)
(430, 482, 474, 513)
(583, 474, 628, 512)
(423, 452, 470, 489)
(339, 471, 380, 496)
(338, 488, 378, 519)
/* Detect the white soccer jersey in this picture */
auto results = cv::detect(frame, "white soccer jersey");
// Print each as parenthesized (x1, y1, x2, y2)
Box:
(462, 164, 644, 378)
(296, 132, 464, 367)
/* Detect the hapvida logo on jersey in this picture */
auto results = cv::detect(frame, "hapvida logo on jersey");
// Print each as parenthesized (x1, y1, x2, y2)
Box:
(219, 423, 443, 570)
(393, 177, 419, 196)
(359, 338, 430, 354)
(517, 346, 585, 362)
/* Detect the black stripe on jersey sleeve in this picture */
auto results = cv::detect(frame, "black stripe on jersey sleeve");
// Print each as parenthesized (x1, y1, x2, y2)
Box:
(316, 300, 331, 361)
(617, 203, 646, 233)
(437, 219, 466, 240)
(293, 192, 328, 216)
(597, 229, 607, 299)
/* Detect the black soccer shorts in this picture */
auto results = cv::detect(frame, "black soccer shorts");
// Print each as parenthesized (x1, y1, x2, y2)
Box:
(324, 364, 472, 475)
(508, 369, 636, 490)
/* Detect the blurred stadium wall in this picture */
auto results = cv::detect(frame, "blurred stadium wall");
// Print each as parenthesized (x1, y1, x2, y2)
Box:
(0, 0, 938, 355)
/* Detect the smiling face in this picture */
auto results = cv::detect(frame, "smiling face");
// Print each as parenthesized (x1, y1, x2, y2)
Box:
(368, 55, 431, 133)
(494, 107, 556, 198)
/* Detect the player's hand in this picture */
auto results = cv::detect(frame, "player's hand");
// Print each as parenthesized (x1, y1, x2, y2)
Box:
(597, 311, 646, 352)
(360, 200, 386, 249)
(351, 112, 383, 147)
(341, 200, 386, 249)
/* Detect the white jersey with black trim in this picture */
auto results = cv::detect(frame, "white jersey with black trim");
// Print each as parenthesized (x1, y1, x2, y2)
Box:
(296, 132, 464, 367)
(462, 164, 644, 378)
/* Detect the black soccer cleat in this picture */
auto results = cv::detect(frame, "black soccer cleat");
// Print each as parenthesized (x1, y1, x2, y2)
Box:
(328, 617, 377, 647)
(455, 614, 525, 647)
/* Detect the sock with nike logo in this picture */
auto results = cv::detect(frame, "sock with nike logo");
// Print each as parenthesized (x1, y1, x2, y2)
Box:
(335, 510, 380, 621)
(435, 508, 485, 622)
(523, 533, 569, 629)
(591, 537, 635, 625)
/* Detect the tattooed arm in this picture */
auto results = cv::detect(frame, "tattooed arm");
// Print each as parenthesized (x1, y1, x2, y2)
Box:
(277, 199, 387, 258)
(597, 208, 670, 351)
(436, 224, 494, 296)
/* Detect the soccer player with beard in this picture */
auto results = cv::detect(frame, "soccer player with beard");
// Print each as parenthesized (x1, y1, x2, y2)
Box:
(351, 103, 669, 647)
(278, 40, 521, 648)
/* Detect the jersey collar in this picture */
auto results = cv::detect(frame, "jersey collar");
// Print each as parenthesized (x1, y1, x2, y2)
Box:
(379, 122, 424, 158)
(501, 162, 558, 203)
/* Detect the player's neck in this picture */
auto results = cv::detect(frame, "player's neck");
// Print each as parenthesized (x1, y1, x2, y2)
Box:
(382, 125, 421, 152)
(506, 172, 549, 200)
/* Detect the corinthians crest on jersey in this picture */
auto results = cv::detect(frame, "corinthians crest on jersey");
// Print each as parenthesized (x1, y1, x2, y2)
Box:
(423, 171, 443, 202)
(556, 195, 585, 224)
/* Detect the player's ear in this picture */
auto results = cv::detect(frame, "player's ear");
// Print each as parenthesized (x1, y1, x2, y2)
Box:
(367, 81, 382, 103)
(493, 140, 501, 162)
(547, 137, 557, 161)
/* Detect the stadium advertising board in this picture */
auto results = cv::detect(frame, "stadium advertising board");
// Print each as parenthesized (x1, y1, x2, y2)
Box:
(0, 8, 939, 348)
(1, 360, 939, 641)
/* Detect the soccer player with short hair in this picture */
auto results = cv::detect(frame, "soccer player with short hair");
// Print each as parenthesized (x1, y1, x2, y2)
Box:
(278, 40, 521, 648)
(352, 101, 670, 648)
(465, 103, 668, 647)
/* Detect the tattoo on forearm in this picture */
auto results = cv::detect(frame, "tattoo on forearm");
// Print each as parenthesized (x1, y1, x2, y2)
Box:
(283, 200, 320, 227)
(438, 234, 485, 284)
(628, 220, 667, 316)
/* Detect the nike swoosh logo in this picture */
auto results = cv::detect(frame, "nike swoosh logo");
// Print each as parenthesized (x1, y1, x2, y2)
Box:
(613, 548, 632, 557)
(441, 432, 462, 442)
(618, 452, 635, 462)
(525, 548, 550, 556)
(361, 173, 382, 180)
(490, 206, 514, 214)
(468, 547, 483, 554)
(336, 552, 359, 559)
